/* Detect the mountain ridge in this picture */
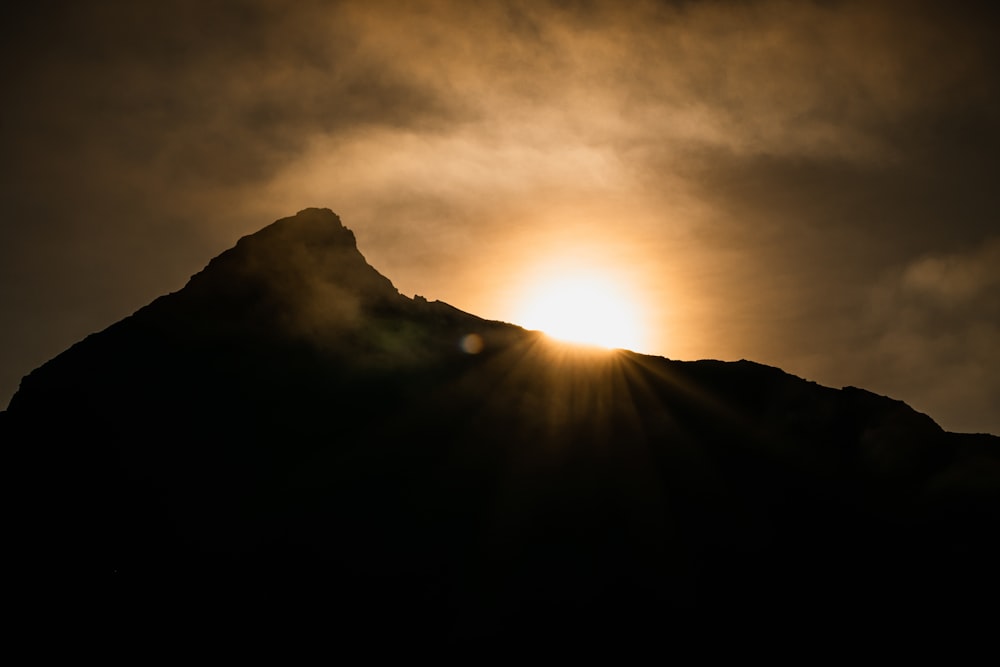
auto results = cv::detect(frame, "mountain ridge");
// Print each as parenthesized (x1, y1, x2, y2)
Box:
(5, 207, 998, 640)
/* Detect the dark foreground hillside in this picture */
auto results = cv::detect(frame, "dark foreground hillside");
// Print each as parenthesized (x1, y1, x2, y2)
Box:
(5, 208, 999, 641)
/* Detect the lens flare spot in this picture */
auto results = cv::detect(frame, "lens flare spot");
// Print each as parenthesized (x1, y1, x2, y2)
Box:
(460, 333, 484, 354)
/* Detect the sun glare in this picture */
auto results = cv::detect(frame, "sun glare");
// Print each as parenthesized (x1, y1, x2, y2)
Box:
(516, 273, 645, 350)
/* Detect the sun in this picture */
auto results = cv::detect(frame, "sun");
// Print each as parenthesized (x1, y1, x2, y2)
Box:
(516, 273, 645, 350)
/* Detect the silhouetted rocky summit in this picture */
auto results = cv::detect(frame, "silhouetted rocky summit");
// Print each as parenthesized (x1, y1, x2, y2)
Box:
(6, 208, 999, 642)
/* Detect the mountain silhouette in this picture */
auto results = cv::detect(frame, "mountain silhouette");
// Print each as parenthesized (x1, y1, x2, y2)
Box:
(5, 208, 999, 642)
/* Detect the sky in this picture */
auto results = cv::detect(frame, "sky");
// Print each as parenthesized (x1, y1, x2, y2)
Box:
(2, 0, 998, 435)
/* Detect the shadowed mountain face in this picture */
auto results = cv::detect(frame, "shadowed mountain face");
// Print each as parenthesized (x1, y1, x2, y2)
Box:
(5, 208, 999, 640)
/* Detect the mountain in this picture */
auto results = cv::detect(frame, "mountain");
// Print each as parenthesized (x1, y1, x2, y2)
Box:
(5, 208, 999, 641)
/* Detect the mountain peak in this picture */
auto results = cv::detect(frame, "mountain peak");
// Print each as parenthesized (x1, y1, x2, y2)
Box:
(238, 207, 358, 250)
(143, 207, 412, 349)
(186, 207, 398, 303)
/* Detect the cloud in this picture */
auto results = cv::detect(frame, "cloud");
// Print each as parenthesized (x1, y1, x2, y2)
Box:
(853, 238, 1000, 434)
(901, 240, 1000, 304)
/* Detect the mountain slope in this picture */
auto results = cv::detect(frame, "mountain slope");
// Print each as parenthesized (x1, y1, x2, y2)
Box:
(5, 208, 999, 639)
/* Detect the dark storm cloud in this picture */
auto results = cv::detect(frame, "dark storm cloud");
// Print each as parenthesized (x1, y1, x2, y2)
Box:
(2, 0, 998, 433)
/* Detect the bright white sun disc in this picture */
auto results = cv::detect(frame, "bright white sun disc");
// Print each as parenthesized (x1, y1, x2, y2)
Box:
(517, 274, 644, 350)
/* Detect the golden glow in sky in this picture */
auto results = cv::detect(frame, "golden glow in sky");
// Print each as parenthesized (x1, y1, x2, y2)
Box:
(515, 272, 646, 351)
